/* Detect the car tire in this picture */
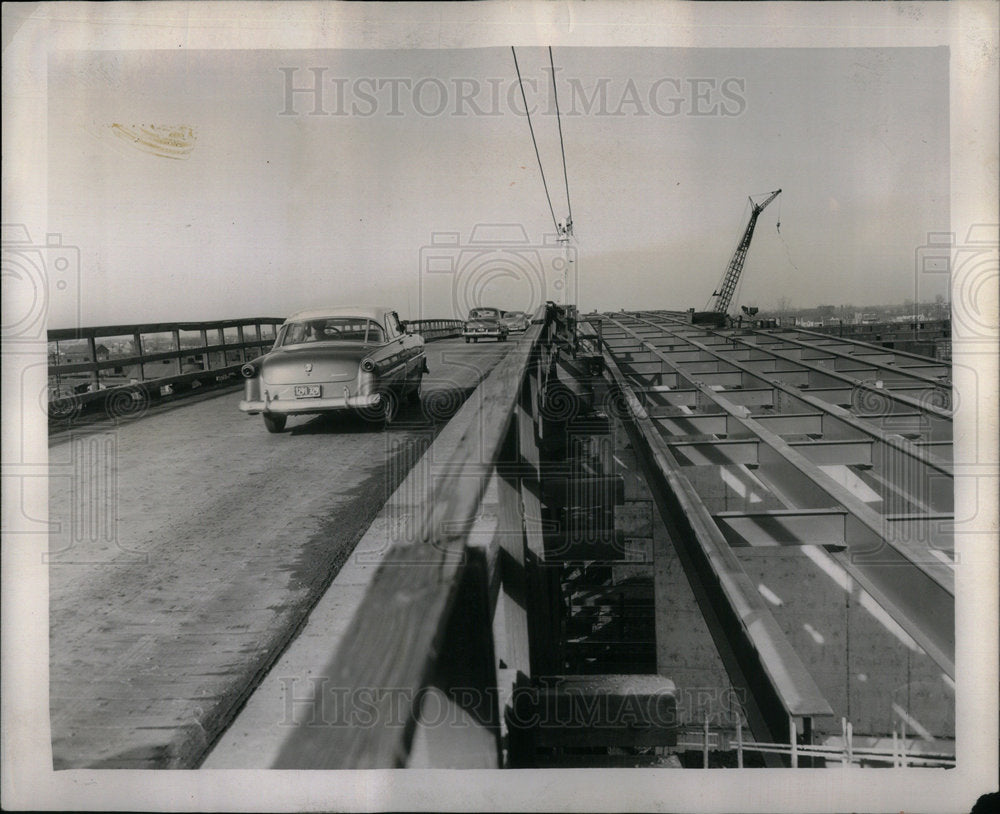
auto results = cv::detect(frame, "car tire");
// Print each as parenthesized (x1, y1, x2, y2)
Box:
(465, 337, 470, 343)
(379, 390, 398, 424)
(263, 413, 287, 433)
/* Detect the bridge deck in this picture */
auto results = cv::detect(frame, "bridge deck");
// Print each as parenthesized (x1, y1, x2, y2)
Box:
(48, 337, 511, 769)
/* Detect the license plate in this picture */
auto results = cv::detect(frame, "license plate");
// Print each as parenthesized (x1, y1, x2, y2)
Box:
(294, 385, 321, 398)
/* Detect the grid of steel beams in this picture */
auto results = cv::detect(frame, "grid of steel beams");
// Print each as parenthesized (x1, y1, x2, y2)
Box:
(598, 310, 955, 682)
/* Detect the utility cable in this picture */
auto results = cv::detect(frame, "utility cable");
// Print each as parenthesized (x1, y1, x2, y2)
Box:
(549, 46, 573, 237)
(777, 227, 802, 274)
(512, 46, 560, 236)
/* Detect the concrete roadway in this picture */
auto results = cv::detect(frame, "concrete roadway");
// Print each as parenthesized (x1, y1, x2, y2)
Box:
(48, 336, 514, 769)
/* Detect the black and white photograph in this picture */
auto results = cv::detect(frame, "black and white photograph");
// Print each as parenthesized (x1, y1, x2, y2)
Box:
(2, 2, 997, 812)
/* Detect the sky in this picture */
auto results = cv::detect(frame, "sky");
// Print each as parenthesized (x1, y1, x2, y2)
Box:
(46, 46, 950, 327)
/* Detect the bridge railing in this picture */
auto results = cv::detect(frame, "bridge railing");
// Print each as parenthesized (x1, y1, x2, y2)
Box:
(273, 303, 570, 769)
(46, 318, 284, 418)
(47, 315, 468, 420)
(404, 318, 465, 341)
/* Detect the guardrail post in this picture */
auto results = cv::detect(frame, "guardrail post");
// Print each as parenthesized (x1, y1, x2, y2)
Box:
(133, 330, 144, 382)
(199, 327, 208, 370)
(702, 716, 710, 768)
(87, 337, 99, 390)
(790, 716, 798, 768)
(736, 717, 743, 768)
(800, 715, 813, 767)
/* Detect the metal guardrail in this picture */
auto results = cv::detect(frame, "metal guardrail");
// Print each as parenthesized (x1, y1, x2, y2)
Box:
(47, 316, 468, 420)
(404, 318, 465, 341)
(46, 318, 286, 419)
(273, 303, 571, 769)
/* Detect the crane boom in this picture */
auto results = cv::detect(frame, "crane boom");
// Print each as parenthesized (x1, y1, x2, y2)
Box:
(707, 188, 781, 316)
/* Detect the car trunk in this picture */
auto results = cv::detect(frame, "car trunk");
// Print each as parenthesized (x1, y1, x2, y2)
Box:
(261, 344, 372, 385)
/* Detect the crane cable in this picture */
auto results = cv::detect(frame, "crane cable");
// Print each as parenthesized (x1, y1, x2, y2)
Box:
(512, 46, 560, 236)
(548, 46, 573, 238)
(774, 195, 802, 273)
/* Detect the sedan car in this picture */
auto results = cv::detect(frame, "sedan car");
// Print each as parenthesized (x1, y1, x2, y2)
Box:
(462, 307, 509, 343)
(500, 310, 530, 333)
(239, 306, 426, 432)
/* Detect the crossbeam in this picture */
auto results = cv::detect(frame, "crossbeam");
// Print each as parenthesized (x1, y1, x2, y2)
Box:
(713, 508, 848, 548)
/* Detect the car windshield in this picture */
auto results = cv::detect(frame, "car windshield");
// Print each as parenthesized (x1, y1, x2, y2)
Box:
(278, 317, 385, 346)
(469, 309, 500, 320)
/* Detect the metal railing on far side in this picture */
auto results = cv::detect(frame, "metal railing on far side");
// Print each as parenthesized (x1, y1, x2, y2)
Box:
(404, 318, 465, 341)
(46, 318, 285, 419)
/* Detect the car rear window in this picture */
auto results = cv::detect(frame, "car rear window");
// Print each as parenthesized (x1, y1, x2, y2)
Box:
(278, 318, 385, 346)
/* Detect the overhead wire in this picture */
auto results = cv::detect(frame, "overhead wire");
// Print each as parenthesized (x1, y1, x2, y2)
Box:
(548, 46, 573, 238)
(512, 46, 560, 236)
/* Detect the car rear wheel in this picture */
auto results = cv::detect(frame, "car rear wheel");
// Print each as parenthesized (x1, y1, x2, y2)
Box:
(379, 390, 398, 424)
(263, 413, 287, 433)
(465, 336, 470, 343)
